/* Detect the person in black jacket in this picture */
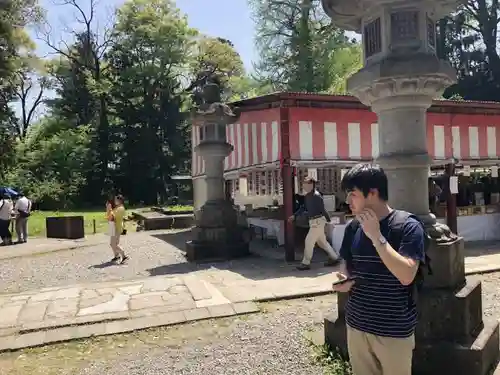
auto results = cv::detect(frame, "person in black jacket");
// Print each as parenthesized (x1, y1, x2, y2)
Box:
(288, 177, 339, 270)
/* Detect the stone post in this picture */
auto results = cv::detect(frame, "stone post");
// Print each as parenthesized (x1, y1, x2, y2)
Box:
(321, 1, 499, 374)
(185, 80, 250, 261)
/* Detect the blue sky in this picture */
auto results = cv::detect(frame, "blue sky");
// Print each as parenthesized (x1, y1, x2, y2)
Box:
(37, 0, 256, 69)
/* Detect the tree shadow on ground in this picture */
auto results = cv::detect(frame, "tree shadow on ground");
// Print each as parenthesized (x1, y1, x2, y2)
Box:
(147, 229, 336, 281)
(464, 240, 500, 257)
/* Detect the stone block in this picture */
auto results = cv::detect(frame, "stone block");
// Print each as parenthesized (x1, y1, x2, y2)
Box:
(142, 277, 181, 293)
(416, 278, 483, 342)
(11, 331, 46, 350)
(79, 294, 113, 309)
(46, 298, 79, 319)
(324, 311, 348, 356)
(232, 301, 259, 315)
(413, 321, 500, 375)
(336, 292, 348, 317)
(207, 304, 236, 318)
(0, 303, 24, 327)
(17, 302, 49, 323)
(129, 293, 168, 310)
(183, 307, 210, 322)
(424, 238, 465, 289)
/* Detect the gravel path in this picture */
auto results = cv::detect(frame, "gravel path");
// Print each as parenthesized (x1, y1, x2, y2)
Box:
(0, 231, 300, 294)
(0, 295, 336, 375)
(0, 232, 191, 293)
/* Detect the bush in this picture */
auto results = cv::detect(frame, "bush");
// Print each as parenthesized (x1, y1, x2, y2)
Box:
(310, 342, 352, 375)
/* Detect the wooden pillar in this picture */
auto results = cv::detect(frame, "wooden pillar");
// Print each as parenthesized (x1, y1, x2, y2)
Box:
(280, 106, 295, 262)
(445, 163, 458, 234)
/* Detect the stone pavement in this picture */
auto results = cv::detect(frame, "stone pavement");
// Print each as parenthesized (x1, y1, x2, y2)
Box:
(2, 231, 500, 353)
(0, 263, 340, 352)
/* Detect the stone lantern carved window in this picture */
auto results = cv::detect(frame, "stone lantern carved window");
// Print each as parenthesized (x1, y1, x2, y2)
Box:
(205, 123, 215, 140)
(198, 126, 204, 142)
(363, 17, 381, 58)
(390, 10, 419, 43)
(427, 17, 436, 48)
(217, 123, 226, 141)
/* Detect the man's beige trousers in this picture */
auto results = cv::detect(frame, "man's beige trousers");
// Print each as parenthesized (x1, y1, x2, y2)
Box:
(347, 325, 414, 375)
(301, 216, 338, 265)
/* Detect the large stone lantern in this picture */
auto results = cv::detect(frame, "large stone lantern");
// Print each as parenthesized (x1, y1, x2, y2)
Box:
(185, 80, 250, 261)
(321, 1, 500, 374)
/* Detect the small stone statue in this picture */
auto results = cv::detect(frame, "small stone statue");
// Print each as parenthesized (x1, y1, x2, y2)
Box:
(426, 221, 459, 244)
(187, 69, 223, 106)
(188, 69, 240, 120)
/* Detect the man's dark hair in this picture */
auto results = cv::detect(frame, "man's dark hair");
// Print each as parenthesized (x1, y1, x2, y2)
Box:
(341, 163, 389, 201)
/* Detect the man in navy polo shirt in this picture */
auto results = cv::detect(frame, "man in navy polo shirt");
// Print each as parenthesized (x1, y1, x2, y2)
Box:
(332, 164, 426, 375)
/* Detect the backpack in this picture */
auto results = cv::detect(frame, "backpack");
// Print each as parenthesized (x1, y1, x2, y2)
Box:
(343, 210, 432, 303)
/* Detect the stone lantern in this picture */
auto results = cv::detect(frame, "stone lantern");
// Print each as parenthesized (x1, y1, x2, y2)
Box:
(185, 80, 250, 261)
(321, 1, 500, 374)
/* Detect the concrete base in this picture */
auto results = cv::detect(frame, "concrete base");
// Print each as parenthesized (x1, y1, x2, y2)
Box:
(185, 238, 250, 262)
(185, 199, 251, 262)
(413, 322, 500, 375)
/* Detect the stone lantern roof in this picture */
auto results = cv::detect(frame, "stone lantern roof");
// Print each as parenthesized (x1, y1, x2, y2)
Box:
(321, 0, 465, 32)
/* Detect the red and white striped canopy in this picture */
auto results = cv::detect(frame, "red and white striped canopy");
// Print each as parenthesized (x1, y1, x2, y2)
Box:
(191, 106, 500, 176)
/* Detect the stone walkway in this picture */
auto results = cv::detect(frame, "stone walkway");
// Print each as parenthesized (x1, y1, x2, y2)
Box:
(0, 262, 341, 352)
(2, 230, 500, 352)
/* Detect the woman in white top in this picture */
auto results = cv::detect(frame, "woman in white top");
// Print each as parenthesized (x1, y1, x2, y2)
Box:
(0, 193, 13, 245)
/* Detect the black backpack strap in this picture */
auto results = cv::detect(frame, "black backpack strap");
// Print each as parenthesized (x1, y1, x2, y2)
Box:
(342, 219, 360, 274)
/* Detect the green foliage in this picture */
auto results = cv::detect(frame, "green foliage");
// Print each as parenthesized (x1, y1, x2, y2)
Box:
(106, 0, 196, 204)
(190, 36, 246, 100)
(328, 44, 363, 94)
(249, 0, 356, 93)
(6, 119, 93, 209)
(6, 0, 498, 214)
(438, 1, 500, 101)
(310, 342, 352, 375)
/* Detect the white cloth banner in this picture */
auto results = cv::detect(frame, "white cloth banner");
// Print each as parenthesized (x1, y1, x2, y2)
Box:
(247, 218, 284, 245)
(330, 214, 500, 245)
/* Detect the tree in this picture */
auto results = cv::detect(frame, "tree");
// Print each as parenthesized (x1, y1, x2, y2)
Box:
(39, 0, 114, 199)
(10, 55, 50, 138)
(438, 1, 500, 101)
(106, 0, 197, 204)
(0, 0, 42, 172)
(249, 0, 352, 92)
(190, 36, 245, 100)
(7, 118, 93, 208)
(328, 43, 363, 94)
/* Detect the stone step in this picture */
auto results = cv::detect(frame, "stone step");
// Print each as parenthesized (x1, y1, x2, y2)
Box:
(417, 278, 483, 342)
(413, 321, 500, 375)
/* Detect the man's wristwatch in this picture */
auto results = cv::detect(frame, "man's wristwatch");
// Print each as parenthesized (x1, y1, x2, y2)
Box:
(374, 235, 387, 247)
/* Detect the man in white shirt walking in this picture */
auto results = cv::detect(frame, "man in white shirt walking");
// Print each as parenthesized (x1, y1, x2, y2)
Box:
(14, 192, 31, 243)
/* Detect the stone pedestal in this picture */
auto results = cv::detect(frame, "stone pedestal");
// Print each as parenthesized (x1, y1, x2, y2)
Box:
(321, 0, 500, 373)
(185, 82, 250, 262)
(186, 199, 250, 261)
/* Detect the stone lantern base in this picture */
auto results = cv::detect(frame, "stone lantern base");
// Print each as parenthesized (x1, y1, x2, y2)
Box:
(325, 237, 500, 375)
(185, 199, 250, 261)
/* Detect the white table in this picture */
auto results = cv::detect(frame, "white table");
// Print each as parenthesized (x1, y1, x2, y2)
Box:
(438, 213, 500, 242)
(247, 217, 285, 246)
(329, 213, 500, 245)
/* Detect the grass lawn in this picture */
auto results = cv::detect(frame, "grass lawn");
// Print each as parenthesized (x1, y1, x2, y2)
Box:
(25, 205, 193, 238)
